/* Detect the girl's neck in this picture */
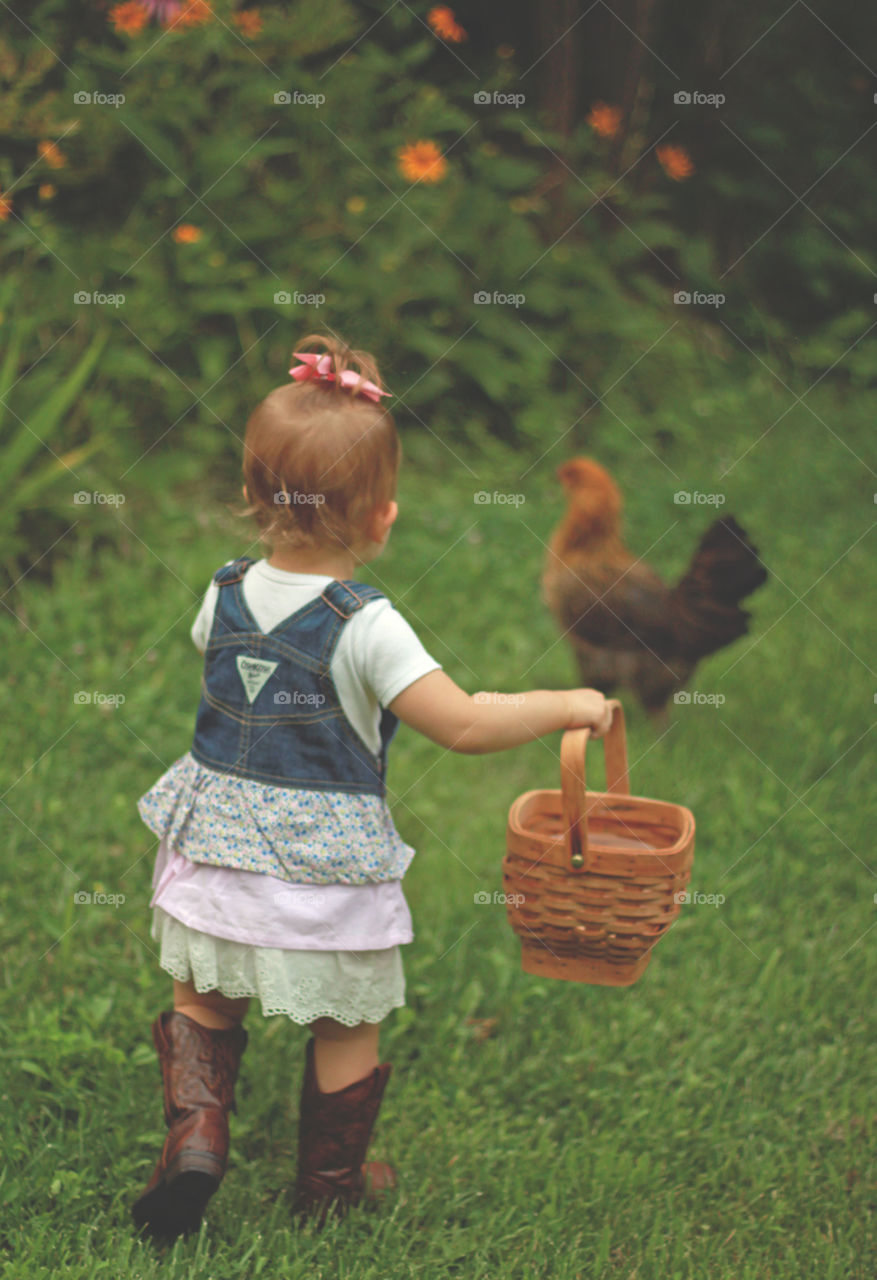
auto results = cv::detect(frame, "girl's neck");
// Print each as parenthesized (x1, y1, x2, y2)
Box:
(265, 543, 360, 579)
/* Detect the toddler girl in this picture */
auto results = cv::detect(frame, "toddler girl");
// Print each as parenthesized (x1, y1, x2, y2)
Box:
(131, 331, 612, 1240)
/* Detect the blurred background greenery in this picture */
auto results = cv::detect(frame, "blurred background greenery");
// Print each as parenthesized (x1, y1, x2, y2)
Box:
(2, 0, 876, 579)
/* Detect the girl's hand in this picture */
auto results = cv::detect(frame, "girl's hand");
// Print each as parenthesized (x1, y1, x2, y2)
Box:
(566, 688, 613, 739)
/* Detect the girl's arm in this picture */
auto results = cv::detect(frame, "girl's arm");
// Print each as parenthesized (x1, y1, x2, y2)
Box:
(387, 669, 612, 755)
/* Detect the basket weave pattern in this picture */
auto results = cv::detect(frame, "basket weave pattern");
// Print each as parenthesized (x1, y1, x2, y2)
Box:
(503, 700, 695, 986)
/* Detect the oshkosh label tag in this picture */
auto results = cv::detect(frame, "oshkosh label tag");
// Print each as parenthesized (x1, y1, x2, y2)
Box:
(235, 654, 279, 704)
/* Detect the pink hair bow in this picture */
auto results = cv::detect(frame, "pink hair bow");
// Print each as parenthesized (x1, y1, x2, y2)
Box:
(288, 351, 390, 403)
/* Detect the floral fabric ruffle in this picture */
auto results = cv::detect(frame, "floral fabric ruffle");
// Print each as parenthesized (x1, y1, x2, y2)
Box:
(137, 751, 415, 885)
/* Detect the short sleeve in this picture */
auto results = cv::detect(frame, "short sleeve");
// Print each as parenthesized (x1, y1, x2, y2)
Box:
(351, 599, 442, 708)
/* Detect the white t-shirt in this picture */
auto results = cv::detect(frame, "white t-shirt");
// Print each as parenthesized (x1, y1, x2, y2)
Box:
(151, 559, 442, 950)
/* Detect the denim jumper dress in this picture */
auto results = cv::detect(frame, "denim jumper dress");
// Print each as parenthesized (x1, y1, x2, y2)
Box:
(150, 553, 418, 886)
(139, 556, 413, 1023)
(191, 555, 399, 797)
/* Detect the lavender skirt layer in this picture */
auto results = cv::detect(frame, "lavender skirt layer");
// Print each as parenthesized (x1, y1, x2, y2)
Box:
(149, 835, 413, 951)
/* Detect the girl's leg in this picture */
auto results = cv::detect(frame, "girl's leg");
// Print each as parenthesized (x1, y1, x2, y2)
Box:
(308, 1016, 379, 1091)
(173, 977, 250, 1030)
(294, 1016, 395, 1223)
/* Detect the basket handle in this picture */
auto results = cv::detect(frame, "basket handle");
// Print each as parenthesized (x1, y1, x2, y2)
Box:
(560, 699, 630, 872)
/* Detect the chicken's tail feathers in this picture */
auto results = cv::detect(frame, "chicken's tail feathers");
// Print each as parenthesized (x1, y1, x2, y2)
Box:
(670, 515, 768, 660)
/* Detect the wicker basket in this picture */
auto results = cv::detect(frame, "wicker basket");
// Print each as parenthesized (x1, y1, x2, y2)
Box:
(503, 700, 695, 986)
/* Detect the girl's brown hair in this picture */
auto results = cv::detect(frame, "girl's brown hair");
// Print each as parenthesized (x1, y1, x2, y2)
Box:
(238, 331, 400, 553)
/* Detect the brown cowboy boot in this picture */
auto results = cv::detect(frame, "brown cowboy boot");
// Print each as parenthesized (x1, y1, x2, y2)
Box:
(293, 1035, 396, 1228)
(131, 1010, 248, 1239)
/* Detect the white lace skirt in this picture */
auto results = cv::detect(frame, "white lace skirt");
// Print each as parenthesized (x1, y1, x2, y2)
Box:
(151, 906, 406, 1026)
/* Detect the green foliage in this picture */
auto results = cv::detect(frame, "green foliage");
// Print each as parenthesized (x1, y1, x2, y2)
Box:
(6, 0, 872, 578)
(0, 279, 113, 573)
(642, 0, 877, 360)
(0, 0, 731, 526)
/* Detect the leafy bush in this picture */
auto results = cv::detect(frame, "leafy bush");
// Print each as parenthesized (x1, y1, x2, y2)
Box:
(3, 0, 843, 575)
(1, 2, 722, 424)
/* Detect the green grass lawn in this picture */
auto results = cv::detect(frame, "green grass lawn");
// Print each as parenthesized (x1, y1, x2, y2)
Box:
(1, 375, 876, 1278)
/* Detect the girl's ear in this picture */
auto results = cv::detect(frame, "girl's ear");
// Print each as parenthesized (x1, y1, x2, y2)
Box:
(241, 484, 248, 502)
(376, 500, 398, 541)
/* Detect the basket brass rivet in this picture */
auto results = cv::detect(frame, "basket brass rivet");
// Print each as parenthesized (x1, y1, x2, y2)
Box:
(571, 853, 584, 868)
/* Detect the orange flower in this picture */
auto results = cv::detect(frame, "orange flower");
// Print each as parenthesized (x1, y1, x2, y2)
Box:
(0, 191, 12, 221)
(232, 8, 262, 36)
(173, 224, 202, 243)
(427, 6, 467, 42)
(657, 143, 694, 181)
(171, 0, 213, 26)
(396, 140, 447, 184)
(110, 1, 150, 33)
(38, 140, 67, 169)
(587, 102, 623, 139)
(39, 184, 57, 200)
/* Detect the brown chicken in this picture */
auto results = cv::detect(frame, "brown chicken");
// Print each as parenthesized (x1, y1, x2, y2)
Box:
(542, 458, 768, 717)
